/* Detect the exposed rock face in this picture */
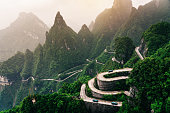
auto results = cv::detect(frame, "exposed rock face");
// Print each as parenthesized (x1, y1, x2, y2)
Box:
(113, 0, 170, 46)
(90, 0, 132, 58)
(0, 12, 49, 61)
(92, 0, 132, 36)
(113, 0, 132, 17)
(40, 12, 89, 74)
(54, 12, 67, 28)
(154, 0, 160, 7)
(78, 24, 95, 57)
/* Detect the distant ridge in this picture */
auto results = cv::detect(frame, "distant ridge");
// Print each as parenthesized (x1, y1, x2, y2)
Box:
(0, 12, 49, 61)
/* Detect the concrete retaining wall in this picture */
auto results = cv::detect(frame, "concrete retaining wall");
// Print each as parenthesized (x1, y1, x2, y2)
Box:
(84, 101, 120, 113)
(91, 90, 103, 98)
(97, 79, 126, 91)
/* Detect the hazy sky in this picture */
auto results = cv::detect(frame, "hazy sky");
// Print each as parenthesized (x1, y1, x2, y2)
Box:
(0, 0, 152, 32)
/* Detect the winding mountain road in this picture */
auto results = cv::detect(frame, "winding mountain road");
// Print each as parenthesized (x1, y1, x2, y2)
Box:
(80, 84, 122, 107)
(80, 68, 133, 108)
(96, 60, 104, 65)
(22, 69, 82, 82)
(80, 47, 143, 109)
(97, 68, 132, 82)
(112, 57, 121, 64)
(41, 69, 82, 82)
(22, 77, 35, 82)
(88, 78, 130, 96)
(135, 47, 144, 60)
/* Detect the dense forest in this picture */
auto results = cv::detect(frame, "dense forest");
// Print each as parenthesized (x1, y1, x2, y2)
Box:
(0, 0, 170, 112)
(1, 21, 169, 113)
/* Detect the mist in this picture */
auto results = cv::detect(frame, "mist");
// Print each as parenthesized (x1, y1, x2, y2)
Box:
(0, 0, 152, 32)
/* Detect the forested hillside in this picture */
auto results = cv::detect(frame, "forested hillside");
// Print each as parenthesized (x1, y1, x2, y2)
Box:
(0, 12, 95, 110)
(114, 0, 170, 46)
(0, 0, 169, 112)
(1, 22, 169, 113)
(0, 12, 49, 62)
(119, 22, 170, 113)
(90, 0, 132, 58)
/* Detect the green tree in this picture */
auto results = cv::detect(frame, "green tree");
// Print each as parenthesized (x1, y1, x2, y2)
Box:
(143, 22, 170, 56)
(113, 36, 135, 63)
(21, 49, 33, 79)
(32, 44, 44, 76)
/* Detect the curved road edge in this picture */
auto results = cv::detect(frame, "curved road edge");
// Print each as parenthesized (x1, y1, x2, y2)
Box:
(80, 84, 122, 107)
(97, 68, 133, 82)
(135, 47, 144, 60)
(88, 78, 130, 96)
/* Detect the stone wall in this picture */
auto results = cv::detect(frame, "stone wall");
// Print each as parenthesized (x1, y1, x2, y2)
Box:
(84, 101, 120, 113)
(91, 90, 103, 98)
(97, 79, 126, 91)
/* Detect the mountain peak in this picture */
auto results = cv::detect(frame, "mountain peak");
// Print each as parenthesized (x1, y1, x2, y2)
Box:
(54, 11, 67, 27)
(78, 24, 90, 34)
(113, 0, 132, 11)
(56, 11, 61, 17)
(9, 12, 48, 31)
(82, 24, 88, 30)
(18, 12, 38, 21)
(0, 12, 49, 61)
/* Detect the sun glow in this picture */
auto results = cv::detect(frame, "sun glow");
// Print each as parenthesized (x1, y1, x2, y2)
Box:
(0, 0, 152, 32)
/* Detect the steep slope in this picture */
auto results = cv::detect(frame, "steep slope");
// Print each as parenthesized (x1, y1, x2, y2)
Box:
(20, 49, 34, 79)
(34, 12, 88, 76)
(90, 0, 132, 58)
(141, 22, 170, 56)
(114, 0, 170, 46)
(123, 22, 170, 113)
(92, 0, 132, 35)
(78, 24, 95, 59)
(0, 52, 24, 110)
(0, 12, 49, 62)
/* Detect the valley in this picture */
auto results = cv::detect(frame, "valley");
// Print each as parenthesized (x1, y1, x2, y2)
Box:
(0, 0, 169, 113)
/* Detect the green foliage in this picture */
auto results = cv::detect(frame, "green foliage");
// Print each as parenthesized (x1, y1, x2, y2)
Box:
(86, 85, 92, 97)
(91, 1, 132, 57)
(0, 79, 21, 111)
(57, 64, 85, 81)
(16, 80, 34, 105)
(113, 36, 135, 63)
(20, 49, 33, 79)
(117, 100, 140, 113)
(58, 76, 91, 96)
(103, 94, 127, 101)
(1, 6, 170, 112)
(90, 34, 113, 58)
(151, 100, 163, 113)
(96, 51, 114, 64)
(42, 18, 84, 75)
(2, 75, 91, 113)
(0, 52, 24, 79)
(6, 93, 87, 113)
(124, 53, 139, 68)
(101, 57, 122, 72)
(114, 0, 170, 46)
(128, 43, 170, 112)
(104, 72, 130, 78)
(112, 80, 129, 91)
(32, 44, 43, 76)
(78, 24, 95, 59)
(82, 61, 103, 77)
(143, 22, 170, 56)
